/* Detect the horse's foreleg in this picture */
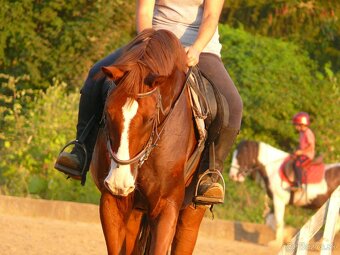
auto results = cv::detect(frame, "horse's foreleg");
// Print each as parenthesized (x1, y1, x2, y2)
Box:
(126, 209, 144, 254)
(149, 199, 181, 254)
(171, 205, 206, 255)
(100, 191, 132, 255)
(269, 196, 286, 247)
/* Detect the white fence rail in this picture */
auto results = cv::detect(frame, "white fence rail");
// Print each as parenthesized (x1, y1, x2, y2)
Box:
(278, 185, 340, 255)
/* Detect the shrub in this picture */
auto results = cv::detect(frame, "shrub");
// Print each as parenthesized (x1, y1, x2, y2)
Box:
(219, 25, 339, 162)
(0, 74, 100, 203)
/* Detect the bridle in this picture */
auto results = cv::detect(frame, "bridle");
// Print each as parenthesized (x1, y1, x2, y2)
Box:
(104, 86, 161, 169)
(104, 68, 192, 170)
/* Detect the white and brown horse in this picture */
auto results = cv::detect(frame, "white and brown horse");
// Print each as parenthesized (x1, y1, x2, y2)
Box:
(229, 140, 340, 245)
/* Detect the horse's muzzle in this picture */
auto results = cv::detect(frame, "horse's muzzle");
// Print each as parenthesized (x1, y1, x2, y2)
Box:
(104, 179, 135, 197)
(104, 165, 136, 196)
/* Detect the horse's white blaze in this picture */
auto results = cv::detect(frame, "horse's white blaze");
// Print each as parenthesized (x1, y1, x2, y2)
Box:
(104, 98, 139, 196)
(229, 150, 245, 182)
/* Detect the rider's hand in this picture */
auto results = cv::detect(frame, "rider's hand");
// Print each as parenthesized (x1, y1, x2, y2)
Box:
(185, 46, 201, 66)
(294, 150, 303, 156)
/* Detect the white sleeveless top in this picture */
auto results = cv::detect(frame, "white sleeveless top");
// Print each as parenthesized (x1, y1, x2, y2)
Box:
(152, 0, 222, 57)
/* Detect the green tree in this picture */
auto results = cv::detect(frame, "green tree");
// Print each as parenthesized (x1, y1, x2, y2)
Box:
(219, 24, 339, 162)
(221, 0, 340, 72)
(0, 74, 100, 202)
(0, 0, 135, 91)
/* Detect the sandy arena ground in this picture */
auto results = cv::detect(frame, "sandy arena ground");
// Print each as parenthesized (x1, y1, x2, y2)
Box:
(0, 213, 282, 255)
(0, 195, 331, 255)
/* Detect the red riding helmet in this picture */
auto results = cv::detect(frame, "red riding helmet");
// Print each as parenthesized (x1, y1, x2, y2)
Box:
(292, 112, 310, 126)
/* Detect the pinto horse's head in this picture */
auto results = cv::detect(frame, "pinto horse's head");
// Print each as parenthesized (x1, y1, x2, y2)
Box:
(101, 29, 187, 196)
(229, 140, 261, 182)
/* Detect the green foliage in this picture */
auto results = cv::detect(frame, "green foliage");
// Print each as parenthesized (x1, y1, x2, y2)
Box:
(0, 74, 100, 203)
(0, 8, 339, 229)
(221, 1, 340, 72)
(0, 0, 135, 91)
(219, 25, 339, 162)
(214, 177, 266, 223)
(214, 25, 339, 227)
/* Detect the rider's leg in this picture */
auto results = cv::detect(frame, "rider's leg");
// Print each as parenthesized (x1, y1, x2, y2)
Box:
(54, 49, 123, 179)
(292, 161, 302, 189)
(197, 53, 243, 203)
(292, 155, 309, 189)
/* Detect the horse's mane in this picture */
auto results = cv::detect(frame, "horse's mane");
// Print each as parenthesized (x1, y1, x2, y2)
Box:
(237, 140, 289, 165)
(109, 29, 187, 98)
(236, 140, 260, 166)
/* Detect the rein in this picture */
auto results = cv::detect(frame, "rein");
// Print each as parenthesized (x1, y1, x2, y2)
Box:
(105, 67, 193, 168)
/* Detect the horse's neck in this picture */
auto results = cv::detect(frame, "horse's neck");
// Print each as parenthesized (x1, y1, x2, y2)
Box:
(325, 163, 340, 170)
(257, 142, 289, 176)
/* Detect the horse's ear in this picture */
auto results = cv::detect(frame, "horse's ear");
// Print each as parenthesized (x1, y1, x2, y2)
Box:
(102, 66, 124, 80)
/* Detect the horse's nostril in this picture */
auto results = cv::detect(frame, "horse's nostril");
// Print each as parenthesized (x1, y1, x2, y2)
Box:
(126, 186, 135, 194)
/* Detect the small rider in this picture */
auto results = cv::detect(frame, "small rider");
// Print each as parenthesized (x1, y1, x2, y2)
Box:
(291, 112, 315, 190)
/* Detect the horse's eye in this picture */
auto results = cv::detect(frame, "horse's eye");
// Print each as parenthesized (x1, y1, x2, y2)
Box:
(144, 73, 158, 87)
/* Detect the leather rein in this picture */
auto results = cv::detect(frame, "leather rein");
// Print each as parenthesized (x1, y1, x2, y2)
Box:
(104, 68, 192, 169)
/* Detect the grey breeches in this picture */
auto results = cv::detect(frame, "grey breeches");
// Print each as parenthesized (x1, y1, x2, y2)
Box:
(198, 53, 243, 129)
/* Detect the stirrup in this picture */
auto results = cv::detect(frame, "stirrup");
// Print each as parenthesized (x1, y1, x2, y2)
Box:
(193, 169, 225, 205)
(55, 140, 88, 185)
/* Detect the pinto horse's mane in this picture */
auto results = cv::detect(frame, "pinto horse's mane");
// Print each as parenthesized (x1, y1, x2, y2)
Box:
(109, 29, 187, 98)
(236, 140, 289, 170)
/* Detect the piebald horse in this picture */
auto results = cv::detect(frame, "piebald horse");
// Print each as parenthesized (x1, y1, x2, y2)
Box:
(229, 140, 340, 245)
(91, 29, 207, 254)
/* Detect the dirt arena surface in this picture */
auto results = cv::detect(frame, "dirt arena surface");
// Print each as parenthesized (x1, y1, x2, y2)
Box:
(0, 213, 280, 255)
(0, 196, 330, 254)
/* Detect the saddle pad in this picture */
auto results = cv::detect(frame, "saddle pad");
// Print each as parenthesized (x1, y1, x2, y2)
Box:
(279, 156, 325, 184)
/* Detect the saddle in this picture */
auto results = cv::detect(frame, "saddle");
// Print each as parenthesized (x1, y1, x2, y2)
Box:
(183, 67, 228, 182)
(179, 67, 229, 207)
(280, 155, 325, 186)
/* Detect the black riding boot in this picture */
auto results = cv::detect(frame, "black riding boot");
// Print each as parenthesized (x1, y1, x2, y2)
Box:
(54, 90, 101, 180)
(292, 162, 302, 191)
(196, 126, 239, 204)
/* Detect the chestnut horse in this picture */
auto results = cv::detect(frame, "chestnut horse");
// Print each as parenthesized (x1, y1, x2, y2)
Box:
(229, 140, 340, 246)
(90, 29, 207, 254)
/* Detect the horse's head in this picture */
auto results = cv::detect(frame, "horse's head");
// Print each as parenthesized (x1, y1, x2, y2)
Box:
(101, 29, 187, 196)
(229, 140, 261, 182)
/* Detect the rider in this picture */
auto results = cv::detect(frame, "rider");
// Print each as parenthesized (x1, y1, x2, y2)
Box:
(55, 0, 243, 204)
(291, 112, 315, 190)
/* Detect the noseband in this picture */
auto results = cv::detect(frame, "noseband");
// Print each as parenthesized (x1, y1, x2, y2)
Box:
(105, 68, 192, 169)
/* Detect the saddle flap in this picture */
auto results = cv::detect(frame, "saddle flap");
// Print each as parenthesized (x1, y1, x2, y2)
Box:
(188, 67, 229, 144)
